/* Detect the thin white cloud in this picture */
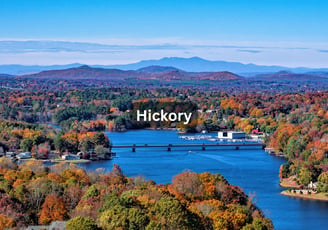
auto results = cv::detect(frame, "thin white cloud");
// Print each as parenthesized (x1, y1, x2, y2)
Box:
(237, 49, 262, 54)
(0, 39, 327, 67)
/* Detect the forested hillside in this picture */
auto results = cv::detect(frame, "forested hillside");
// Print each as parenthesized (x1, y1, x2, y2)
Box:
(0, 160, 272, 229)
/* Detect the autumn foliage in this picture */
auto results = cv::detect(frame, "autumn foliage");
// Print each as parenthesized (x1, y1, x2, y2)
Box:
(0, 160, 273, 229)
(39, 194, 68, 224)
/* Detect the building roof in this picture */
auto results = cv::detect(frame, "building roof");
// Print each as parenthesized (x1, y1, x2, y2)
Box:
(219, 131, 245, 134)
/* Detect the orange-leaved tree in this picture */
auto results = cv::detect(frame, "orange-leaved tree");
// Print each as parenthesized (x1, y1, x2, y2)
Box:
(39, 194, 68, 224)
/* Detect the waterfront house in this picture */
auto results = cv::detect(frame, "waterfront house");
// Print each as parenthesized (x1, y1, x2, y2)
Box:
(251, 129, 263, 135)
(308, 181, 318, 190)
(17, 152, 32, 159)
(61, 154, 80, 160)
(26, 221, 66, 230)
(218, 131, 246, 139)
(0, 146, 4, 156)
(5, 151, 16, 158)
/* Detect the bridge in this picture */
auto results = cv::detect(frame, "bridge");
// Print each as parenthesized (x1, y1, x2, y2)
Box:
(111, 143, 264, 152)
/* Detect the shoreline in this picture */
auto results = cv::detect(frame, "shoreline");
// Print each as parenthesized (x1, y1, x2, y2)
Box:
(42, 123, 250, 136)
(279, 177, 301, 189)
(19, 158, 91, 163)
(50, 159, 91, 163)
(106, 127, 179, 133)
(278, 178, 328, 202)
(281, 190, 328, 201)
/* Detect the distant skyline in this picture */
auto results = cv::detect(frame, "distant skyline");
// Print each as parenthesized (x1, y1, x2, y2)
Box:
(0, 0, 327, 67)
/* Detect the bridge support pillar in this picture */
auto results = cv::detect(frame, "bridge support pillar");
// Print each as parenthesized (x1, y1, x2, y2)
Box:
(235, 146, 239, 150)
(168, 144, 172, 151)
(132, 144, 136, 152)
(202, 144, 206, 151)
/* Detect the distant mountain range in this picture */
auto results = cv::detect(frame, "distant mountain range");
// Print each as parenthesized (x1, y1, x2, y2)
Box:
(0, 63, 82, 76)
(106, 57, 328, 76)
(250, 71, 328, 81)
(1, 57, 328, 76)
(6, 65, 327, 83)
(19, 65, 243, 81)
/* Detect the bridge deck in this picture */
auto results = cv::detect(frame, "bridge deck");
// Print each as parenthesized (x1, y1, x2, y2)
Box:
(112, 143, 263, 148)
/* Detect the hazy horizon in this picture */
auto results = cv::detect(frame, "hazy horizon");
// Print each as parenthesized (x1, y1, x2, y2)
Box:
(0, 1, 327, 67)
(1, 54, 328, 70)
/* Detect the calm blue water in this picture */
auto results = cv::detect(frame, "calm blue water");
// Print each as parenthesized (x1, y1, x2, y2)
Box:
(79, 130, 328, 230)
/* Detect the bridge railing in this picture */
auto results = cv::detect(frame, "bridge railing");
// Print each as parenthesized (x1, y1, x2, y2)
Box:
(111, 143, 264, 152)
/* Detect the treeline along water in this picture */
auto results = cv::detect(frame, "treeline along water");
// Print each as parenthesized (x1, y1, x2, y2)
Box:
(79, 130, 328, 230)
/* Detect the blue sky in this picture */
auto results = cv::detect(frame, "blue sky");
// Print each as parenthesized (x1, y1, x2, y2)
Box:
(0, 0, 327, 67)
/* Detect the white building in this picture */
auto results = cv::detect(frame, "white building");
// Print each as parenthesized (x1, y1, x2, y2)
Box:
(61, 154, 80, 160)
(5, 152, 16, 158)
(17, 152, 32, 159)
(308, 181, 318, 190)
(218, 131, 246, 139)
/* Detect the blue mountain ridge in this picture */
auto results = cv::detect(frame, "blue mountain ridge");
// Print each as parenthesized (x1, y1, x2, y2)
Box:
(1, 57, 328, 76)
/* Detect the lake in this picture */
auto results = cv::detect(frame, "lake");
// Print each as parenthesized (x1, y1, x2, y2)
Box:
(79, 130, 328, 230)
